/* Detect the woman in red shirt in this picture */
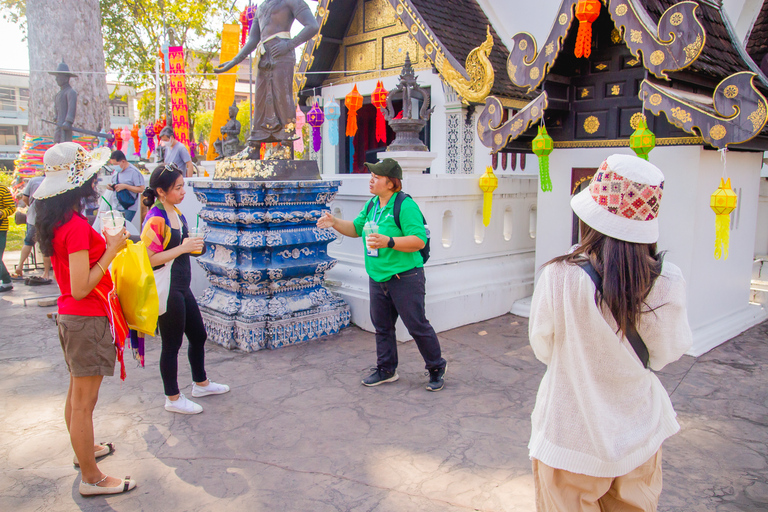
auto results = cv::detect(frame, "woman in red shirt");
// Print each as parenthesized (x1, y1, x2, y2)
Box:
(34, 142, 136, 496)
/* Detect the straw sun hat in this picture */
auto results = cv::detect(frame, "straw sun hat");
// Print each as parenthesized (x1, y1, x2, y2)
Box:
(570, 154, 665, 244)
(33, 142, 110, 200)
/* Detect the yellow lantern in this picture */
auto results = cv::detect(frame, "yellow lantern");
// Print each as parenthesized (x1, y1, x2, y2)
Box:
(479, 166, 498, 227)
(710, 177, 737, 260)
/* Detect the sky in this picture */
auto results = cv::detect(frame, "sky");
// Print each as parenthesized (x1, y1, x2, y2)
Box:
(0, 0, 258, 74)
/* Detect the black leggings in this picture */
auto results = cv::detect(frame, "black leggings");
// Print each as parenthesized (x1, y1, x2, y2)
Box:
(158, 286, 208, 396)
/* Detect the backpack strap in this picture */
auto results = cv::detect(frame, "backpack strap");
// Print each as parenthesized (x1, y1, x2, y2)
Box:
(393, 191, 406, 231)
(576, 260, 650, 369)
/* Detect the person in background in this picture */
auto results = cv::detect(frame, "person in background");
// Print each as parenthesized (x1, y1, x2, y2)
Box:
(316, 158, 447, 391)
(158, 127, 194, 177)
(107, 150, 144, 222)
(527, 154, 692, 511)
(13, 173, 53, 284)
(141, 163, 229, 414)
(0, 183, 15, 292)
(34, 142, 136, 496)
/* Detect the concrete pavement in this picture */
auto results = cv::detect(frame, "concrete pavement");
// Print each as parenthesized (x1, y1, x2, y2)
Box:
(1, 262, 767, 511)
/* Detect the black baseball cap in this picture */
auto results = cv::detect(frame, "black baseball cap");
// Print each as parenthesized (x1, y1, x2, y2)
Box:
(364, 158, 402, 179)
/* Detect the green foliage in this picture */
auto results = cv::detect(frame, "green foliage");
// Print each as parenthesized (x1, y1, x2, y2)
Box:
(236, 100, 251, 143)
(194, 109, 214, 143)
(0, 0, 25, 30)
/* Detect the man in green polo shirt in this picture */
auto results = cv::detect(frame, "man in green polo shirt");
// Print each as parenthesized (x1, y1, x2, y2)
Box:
(317, 158, 447, 391)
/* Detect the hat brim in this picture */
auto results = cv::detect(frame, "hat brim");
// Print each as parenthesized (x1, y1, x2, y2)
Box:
(33, 147, 110, 200)
(570, 187, 659, 244)
(48, 71, 77, 78)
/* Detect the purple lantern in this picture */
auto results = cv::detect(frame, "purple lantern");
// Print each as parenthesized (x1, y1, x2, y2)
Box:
(307, 102, 325, 152)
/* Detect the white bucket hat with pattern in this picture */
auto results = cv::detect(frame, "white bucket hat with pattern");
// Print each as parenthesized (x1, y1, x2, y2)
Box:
(570, 154, 665, 244)
(33, 142, 111, 200)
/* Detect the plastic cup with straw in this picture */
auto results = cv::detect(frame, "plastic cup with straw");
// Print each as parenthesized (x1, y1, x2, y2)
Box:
(100, 197, 124, 236)
(189, 214, 203, 255)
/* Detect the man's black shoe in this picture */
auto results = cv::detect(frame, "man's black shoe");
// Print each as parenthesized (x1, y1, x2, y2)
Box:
(425, 364, 446, 392)
(362, 367, 399, 387)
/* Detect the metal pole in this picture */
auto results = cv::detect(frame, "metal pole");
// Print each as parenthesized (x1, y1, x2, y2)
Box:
(248, 0, 254, 133)
(155, 56, 160, 120)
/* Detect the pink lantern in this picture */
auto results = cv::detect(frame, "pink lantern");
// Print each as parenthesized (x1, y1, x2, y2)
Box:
(294, 105, 306, 153)
(307, 102, 325, 152)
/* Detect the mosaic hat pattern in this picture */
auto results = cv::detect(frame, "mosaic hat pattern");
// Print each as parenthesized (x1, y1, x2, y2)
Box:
(34, 142, 110, 199)
(570, 154, 665, 243)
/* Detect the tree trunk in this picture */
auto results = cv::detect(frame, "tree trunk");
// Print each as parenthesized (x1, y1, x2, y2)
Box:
(26, 0, 111, 137)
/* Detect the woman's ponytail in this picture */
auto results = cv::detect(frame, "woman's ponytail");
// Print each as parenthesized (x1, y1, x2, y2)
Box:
(142, 187, 157, 207)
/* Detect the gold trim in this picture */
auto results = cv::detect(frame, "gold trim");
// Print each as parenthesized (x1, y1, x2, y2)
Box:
(438, 25, 495, 104)
(553, 136, 704, 149)
(497, 97, 533, 109)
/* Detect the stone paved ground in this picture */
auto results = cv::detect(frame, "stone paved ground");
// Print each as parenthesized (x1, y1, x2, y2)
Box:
(1, 261, 767, 511)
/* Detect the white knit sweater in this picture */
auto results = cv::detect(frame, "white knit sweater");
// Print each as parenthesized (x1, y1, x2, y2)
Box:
(528, 260, 692, 477)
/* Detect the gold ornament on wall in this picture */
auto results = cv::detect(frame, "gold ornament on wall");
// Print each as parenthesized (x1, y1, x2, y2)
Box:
(630, 112, 647, 129)
(709, 125, 726, 140)
(584, 116, 600, 134)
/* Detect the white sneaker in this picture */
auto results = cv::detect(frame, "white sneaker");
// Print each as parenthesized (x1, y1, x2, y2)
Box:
(191, 381, 231, 397)
(165, 393, 203, 414)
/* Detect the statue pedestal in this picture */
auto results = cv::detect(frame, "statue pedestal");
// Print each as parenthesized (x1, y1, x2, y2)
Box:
(214, 158, 322, 181)
(378, 151, 438, 174)
(192, 178, 350, 352)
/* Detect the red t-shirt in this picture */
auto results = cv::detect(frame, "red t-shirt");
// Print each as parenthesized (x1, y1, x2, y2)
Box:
(52, 212, 113, 316)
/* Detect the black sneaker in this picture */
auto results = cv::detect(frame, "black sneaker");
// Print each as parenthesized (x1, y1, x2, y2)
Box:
(362, 367, 399, 387)
(425, 365, 446, 392)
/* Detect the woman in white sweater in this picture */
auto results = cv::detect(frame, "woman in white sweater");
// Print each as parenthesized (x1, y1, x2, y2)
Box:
(528, 154, 692, 511)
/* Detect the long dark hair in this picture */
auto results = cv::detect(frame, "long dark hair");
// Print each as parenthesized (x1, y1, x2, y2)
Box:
(546, 220, 665, 337)
(35, 175, 100, 257)
(142, 163, 184, 207)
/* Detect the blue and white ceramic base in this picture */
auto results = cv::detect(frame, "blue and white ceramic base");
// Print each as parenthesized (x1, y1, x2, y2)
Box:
(192, 179, 350, 352)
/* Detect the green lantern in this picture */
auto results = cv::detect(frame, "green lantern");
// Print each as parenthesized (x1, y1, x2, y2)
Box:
(532, 124, 554, 192)
(630, 117, 656, 160)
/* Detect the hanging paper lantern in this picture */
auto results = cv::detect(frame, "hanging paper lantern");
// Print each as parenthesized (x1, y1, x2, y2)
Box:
(131, 124, 141, 156)
(114, 128, 123, 151)
(294, 105, 306, 153)
(630, 117, 656, 160)
(345, 85, 363, 137)
(710, 177, 737, 260)
(145, 124, 156, 156)
(478, 166, 499, 227)
(372, 80, 388, 144)
(239, 6, 257, 47)
(532, 124, 554, 192)
(574, 0, 601, 58)
(307, 102, 325, 152)
(325, 100, 341, 146)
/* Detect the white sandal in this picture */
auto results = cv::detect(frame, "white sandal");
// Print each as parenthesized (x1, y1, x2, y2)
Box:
(79, 475, 136, 496)
(73, 442, 115, 467)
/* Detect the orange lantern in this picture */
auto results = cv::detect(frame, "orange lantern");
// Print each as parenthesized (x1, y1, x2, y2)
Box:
(574, 0, 601, 59)
(345, 84, 363, 137)
(372, 80, 388, 143)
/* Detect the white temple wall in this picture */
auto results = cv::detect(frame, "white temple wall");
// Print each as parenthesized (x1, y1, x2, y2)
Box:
(534, 146, 766, 356)
(324, 173, 537, 340)
(756, 177, 768, 256)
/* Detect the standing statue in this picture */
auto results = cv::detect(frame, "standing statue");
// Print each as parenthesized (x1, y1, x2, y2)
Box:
(214, 0, 319, 150)
(214, 101, 243, 159)
(50, 60, 78, 143)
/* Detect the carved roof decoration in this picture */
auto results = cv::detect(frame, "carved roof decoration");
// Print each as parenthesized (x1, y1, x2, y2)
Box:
(294, 0, 532, 105)
(477, 93, 549, 153)
(641, 72, 768, 149)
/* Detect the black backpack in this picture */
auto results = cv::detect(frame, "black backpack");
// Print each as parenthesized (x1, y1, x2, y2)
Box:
(365, 191, 430, 263)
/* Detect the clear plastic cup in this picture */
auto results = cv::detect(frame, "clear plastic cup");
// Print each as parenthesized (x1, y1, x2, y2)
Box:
(188, 227, 204, 255)
(363, 221, 378, 250)
(101, 211, 125, 236)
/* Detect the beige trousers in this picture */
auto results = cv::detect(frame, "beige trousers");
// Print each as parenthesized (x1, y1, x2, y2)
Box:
(532, 448, 663, 512)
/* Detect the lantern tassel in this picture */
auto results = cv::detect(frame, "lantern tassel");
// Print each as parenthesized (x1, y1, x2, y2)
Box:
(346, 115, 358, 137)
(539, 156, 553, 192)
(312, 126, 322, 152)
(714, 214, 730, 260)
(328, 119, 339, 146)
(483, 193, 492, 227)
(375, 109, 387, 143)
(575, 21, 592, 59)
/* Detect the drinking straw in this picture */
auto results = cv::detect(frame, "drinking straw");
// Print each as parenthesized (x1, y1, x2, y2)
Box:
(196, 214, 200, 231)
(102, 196, 113, 210)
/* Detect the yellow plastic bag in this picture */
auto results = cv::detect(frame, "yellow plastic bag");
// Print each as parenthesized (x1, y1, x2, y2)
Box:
(112, 240, 159, 336)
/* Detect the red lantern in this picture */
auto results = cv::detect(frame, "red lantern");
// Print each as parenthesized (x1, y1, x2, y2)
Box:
(574, 0, 601, 59)
(372, 80, 388, 144)
(345, 85, 363, 137)
(114, 128, 123, 151)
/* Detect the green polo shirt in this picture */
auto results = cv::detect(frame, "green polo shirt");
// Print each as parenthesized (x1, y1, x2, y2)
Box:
(353, 193, 427, 282)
